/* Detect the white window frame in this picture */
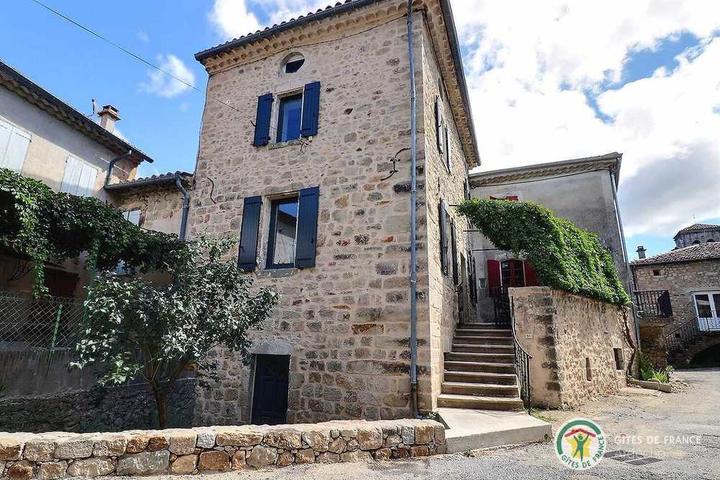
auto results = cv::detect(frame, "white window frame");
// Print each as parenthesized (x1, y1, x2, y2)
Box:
(0, 116, 31, 172)
(693, 291, 720, 332)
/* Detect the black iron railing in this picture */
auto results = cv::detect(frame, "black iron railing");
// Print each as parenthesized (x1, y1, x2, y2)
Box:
(634, 290, 673, 317)
(489, 286, 511, 328)
(664, 317, 701, 354)
(509, 296, 532, 412)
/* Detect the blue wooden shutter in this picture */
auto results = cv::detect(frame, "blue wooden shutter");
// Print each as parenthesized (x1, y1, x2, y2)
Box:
(238, 196, 262, 271)
(439, 202, 448, 275)
(451, 220, 459, 285)
(253, 94, 274, 146)
(300, 81, 320, 137)
(295, 186, 320, 269)
(435, 97, 444, 154)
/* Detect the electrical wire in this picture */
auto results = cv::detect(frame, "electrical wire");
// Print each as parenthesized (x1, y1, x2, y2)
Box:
(26, 0, 243, 114)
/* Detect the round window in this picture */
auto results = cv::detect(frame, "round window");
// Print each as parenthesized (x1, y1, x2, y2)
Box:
(282, 53, 305, 74)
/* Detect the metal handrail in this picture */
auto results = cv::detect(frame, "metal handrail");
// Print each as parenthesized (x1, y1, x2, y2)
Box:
(633, 290, 673, 317)
(509, 296, 532, 413)
(664, 316, 701, 354)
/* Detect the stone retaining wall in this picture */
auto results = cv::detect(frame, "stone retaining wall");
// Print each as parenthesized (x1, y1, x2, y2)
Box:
(0, 419, 445, 479)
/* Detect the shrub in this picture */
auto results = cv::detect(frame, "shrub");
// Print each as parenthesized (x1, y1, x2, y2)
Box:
(457, 199, 630, 305)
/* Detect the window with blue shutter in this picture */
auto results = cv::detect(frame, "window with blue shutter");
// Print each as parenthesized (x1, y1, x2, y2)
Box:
(450, 220, 459, 285)
(435, 96, 444, 154)
(295, 186, 320, 269)
(253, 94, 274, 146)
(238, 196, 262, 271)
(300, 81, 321, 137)
(445, 125, 452, 172)
(439, 201, 449, 275)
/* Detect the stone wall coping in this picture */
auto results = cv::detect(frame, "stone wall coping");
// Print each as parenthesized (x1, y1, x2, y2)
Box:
(0, 419, 445, 479)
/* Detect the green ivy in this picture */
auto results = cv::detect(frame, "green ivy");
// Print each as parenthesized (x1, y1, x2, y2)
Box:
(457, 199, 630, 305)
(0, 167, 182, 296)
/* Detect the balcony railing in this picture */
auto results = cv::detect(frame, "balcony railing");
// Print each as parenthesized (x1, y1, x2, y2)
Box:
(634, 290, 673, 318)
(697, 316, 720, 332)
(0, 291, 84, 350)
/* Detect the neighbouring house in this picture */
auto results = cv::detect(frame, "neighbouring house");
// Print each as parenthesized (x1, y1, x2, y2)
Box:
(632, 225, 720, 367)
(0, 62, 198, 432)
(468, 153, 631, 321)
(0, 59, 153, 299)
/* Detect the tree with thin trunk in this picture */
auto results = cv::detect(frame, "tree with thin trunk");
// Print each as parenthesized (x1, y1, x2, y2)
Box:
(72, 238, 278, 428)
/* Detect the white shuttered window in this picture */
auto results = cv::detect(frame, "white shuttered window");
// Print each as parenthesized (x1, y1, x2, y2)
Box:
(0, 118, 31, 172)
(60, 156, 98, 197)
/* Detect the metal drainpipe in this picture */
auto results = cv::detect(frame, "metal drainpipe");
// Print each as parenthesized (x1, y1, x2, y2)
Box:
(104, 150, 133, 188)
(609, 168, 641, 352)
(406, 0, 420, 419)
(175, 173, 190, 241)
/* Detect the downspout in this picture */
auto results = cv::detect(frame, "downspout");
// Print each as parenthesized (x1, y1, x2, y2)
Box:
(104, 150, 133, 188)
(406, 0, 420, 419)
(175, 173, 190, 241)
(609, 166, 642, 359)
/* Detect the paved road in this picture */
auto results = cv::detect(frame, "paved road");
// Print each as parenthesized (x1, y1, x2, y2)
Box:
(143, 369, 720, 480)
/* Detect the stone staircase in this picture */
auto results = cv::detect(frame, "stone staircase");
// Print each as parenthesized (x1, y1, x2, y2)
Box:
(437, 322, 524, 411)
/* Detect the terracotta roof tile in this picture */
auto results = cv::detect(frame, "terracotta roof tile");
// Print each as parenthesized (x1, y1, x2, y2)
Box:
(632, 242, 720, 266)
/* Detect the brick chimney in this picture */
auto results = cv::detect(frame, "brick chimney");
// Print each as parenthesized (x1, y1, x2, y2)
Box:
(97, 105, 121, 133)
(636, 246, 646, 260)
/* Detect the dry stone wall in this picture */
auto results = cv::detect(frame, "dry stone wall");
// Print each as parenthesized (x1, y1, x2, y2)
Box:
(510, 287, 631, 409)
(0, 419, 445, 479)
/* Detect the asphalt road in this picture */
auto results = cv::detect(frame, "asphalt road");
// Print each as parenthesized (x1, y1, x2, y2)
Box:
(134, 369, 720, 480)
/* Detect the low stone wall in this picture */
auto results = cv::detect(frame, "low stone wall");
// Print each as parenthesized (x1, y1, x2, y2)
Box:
(0, 419, 445, 479)
(510, 287, 633, 409)
(0, 379, 196, 434)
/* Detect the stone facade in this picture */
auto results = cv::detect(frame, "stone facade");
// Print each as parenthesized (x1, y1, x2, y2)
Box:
(112, 183, 187, 236)
(510, 287, 632, 409)
(633, 258, 720, 365)
(0, 419, 445, 479)
(189, 2, 476, 425)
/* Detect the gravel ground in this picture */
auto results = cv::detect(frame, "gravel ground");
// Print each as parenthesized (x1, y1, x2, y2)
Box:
(127, 369, 720, 480)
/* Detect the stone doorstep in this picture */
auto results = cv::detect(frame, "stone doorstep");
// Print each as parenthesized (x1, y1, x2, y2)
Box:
(436, 408, 552, 454)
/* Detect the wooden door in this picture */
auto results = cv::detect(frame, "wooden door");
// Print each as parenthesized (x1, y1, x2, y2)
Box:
(251, 355, 290, 425)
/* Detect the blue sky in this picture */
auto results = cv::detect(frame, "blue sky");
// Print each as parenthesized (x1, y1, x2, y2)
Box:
(1, 1, 719, 258)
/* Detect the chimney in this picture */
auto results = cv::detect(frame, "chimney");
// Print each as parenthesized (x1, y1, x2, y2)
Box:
(636, 246, 647, 260)
(97, 105, 121, 133)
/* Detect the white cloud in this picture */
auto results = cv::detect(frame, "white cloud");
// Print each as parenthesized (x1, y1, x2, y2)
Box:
(141, 54, 195, 98)
(208, 0, 260, 39)
(203, 0, 720, 238)
(136, 31, 150, 43)
(451, 0, 720, 237)
(208, 0, 329, 39)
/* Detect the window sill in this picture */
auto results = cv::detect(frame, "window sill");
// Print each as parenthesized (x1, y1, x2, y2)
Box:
(268, 139, 305, 150)
(257, 267, 299, 278)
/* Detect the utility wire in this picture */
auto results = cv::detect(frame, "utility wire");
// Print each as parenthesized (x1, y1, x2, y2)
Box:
(26, 0, 242, 113)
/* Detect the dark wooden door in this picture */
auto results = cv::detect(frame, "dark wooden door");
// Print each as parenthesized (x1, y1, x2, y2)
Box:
(251, 355, 290, 425)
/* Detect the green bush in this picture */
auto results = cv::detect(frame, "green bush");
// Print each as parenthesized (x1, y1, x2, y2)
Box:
(457, 199, 630, 305)
(639, 353, 673, 384)
(0, 167, 182, 295)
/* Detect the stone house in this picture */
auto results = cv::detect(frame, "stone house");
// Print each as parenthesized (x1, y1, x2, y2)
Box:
(0, 59, 153, 299)
(632, 227, 720, 366)
(187, 0, 484, 425)
(468, 153, 631, 321)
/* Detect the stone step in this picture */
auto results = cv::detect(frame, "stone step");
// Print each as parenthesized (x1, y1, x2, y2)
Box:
(452, 343, 515, 354)
(455, 329, 512, 337)
(437, 393, 524, 411)
(443, 371, 518, 386)
(441, 381, 520, 397)
(437, 408, 552, 453)
(453, 335, 514, 345)
(445, 360, 516, 374)
(445, 352, 516, 364)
